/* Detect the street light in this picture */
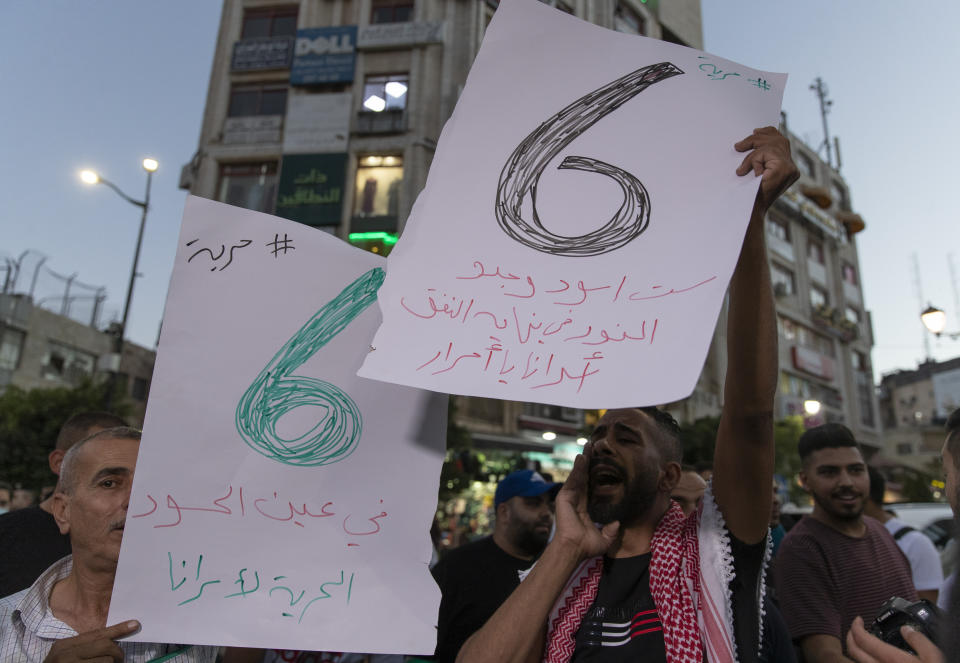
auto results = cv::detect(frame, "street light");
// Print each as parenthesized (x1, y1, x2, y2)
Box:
(921, 304, 960, 340)
(804, 400, 822, 416)
(79, 158, 158, 407)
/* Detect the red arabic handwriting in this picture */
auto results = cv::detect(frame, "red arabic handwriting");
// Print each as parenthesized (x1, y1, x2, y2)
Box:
(131, 486, 386, 547)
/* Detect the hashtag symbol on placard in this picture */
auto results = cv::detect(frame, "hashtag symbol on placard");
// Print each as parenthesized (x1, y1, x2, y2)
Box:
(267, 233, 295, 257)
(749, 78, 771, 91)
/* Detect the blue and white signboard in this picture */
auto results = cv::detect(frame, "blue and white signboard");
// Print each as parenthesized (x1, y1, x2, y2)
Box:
(291, 26, 358, 85)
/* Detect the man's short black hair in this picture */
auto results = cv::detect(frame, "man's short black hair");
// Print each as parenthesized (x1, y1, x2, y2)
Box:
(798, 423, 861, 463)
(637, 406, 682, 465)
(946, 408, 960, 470)
(867, 465, 885, 505)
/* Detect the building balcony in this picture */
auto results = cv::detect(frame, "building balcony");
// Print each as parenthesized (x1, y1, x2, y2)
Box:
(811, 303, 859, 342)
(355, 111, 406, 134)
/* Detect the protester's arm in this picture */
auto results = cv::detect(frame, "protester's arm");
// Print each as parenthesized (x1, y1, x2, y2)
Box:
(456, 448, 619, 663)
(42, 620, 140, 662)
(800, 634, 857, 663)
(846, 616, 944, 663)
(713, 127, 798, 544)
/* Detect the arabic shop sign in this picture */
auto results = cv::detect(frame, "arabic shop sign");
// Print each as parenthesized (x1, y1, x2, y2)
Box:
(291, 26, 357, 85)
(231, 36, 295, 71)
(276, 153, 347, 226)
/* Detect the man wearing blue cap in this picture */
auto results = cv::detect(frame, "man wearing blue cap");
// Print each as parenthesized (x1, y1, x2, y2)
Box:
(431, 469, 560, 662)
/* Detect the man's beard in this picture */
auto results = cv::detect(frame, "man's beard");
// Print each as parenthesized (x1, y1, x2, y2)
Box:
(587, 456, 660, 526)
(813, 488, 864, 521)
(513, 524, 550, 557)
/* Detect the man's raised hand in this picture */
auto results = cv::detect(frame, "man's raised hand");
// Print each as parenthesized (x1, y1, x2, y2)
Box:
(735, 126, 799, 211)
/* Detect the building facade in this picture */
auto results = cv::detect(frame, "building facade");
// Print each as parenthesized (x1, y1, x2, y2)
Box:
(182, 0, 703, 469)
(0, 293, 156, 426)
(877, 356, 960, 471)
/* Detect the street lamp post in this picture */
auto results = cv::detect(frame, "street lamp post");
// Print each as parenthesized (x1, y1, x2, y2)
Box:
(921, 304, 960, 341)
(80, 158, 158, 409)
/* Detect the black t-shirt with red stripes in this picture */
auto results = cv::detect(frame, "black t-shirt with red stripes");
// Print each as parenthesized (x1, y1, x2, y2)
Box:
(571, 536, 765, 663)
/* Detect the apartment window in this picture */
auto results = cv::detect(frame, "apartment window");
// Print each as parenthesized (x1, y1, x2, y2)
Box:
(853, 351, 869, 373)
(241, 6, 299, 39)
(228, 84, 288, 117)
(797, 151, 816, 179)
(845, 306, 861, 325)
(807, 239, 824, 264)
(771, 263, 795, 296)
(354, 156, 402, 217)
(778, 316, 797, 341)
(766, 217, 790, 243)
(370, 0, 414, 23)
(614, 2, 646, 35)
(810, 285, 828, 309)
(0, 328, 25, 371)
(132, 377, 149, 401)
(41, 341, 95, 385)
(896, 442, 912, 456)
(842, 262, 858, 286)
(361, 75, 408, 112)
(218, 162, 279, 214)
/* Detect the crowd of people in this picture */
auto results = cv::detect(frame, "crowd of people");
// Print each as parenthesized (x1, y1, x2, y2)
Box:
(1, 128, 956, 662)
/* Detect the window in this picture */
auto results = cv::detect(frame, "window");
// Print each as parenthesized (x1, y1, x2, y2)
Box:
(853, 351, 869, 373)
(896, 442, 913, 456)
(0, 328, 25, 371)
(810, 285, 828, 309)
(614, 2, 645, 34)
(780, 316, 834, 357)
(41, 341, 95, 385)
(778, 317, 797, 341)
(361, 75, 408, 112)
(218, 162, 279, 213)
(354, 156, 402, 218)
(771, 264, 795, 296)
(857, 371, 874, 427)
(766, 217, 790, 242)
(842, 262, 858, 286)
(797, 152, 816, 179)
(228, 84, 288, 117)
(242, 6, 298, 39)
(370, 0, 414, 23)
(845, 306, 861, 325)
(132, 377, 149, 401)
(807, 239, 824, 264)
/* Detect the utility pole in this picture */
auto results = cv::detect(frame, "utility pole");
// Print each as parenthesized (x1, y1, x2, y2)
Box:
(913, 253, 932, 361)
(810, 77, 834, 168)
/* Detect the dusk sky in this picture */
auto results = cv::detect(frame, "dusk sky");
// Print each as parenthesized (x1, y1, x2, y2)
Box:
(2, 1, 957, 384)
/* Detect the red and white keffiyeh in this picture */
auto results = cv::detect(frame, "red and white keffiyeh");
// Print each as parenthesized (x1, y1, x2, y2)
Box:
(542, 485, 758, 663)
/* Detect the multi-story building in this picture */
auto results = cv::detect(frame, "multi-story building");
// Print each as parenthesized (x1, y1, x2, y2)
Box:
(667, 119, 881, 455)
(877, 356, 960, 471)
(181, 0, 703, 471)
(0, 293, 156, 426)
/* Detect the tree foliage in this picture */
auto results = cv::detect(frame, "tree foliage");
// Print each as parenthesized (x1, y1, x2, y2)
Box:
(0, 380, 131, 491)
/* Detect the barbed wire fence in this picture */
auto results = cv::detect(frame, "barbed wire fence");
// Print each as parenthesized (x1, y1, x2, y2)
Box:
(1, 250, 120, 330)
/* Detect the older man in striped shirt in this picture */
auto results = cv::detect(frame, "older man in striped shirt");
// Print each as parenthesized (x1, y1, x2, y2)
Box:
(0, 427, 218, 662)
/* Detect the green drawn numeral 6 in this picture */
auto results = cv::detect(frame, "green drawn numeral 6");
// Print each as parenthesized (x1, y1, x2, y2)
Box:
(235, 267, 385, 467)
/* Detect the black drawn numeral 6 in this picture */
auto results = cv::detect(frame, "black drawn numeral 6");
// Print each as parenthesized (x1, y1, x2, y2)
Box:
(495, 62, 684, 257)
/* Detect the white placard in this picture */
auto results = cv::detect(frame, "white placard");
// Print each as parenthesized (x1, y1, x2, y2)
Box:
(283, 92, 353, 153)
(358, 0, 786, 408)
(109, 196, 445, 654)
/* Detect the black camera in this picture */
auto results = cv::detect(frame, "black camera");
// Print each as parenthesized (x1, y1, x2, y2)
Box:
(868, 596, 942, 655)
